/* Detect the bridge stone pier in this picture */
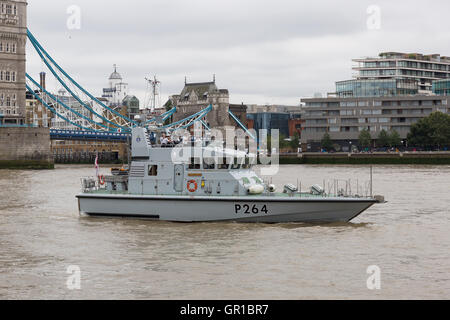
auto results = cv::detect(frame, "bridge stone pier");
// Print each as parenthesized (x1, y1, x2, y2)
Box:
(0, 1, 53, 169)
(0, 127, 53, 169)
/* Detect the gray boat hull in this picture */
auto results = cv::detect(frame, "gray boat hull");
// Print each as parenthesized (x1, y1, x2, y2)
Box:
(76, 194, 376, 223)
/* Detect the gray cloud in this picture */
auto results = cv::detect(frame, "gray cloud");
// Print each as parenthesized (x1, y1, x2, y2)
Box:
(26, 0, 450, 107)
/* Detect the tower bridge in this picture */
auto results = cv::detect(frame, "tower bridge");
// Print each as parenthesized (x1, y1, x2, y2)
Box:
(0, 1, 252, 166)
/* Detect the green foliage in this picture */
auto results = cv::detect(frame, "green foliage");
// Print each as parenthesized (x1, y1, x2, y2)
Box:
(332, 143, 341, 152)
(358, 129, 372, 148)
(407, 112, 450, 148)
(265, 134, 286, 151)
(290, 132, 300, 150)
(377, 129, 389, 147)
(279, 134, 291, 149)
(320, 133, 333, 151)
(164, 99, 173, 111)
(388, 130, 402, 148)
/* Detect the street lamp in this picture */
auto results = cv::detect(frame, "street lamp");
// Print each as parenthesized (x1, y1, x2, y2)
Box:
(349, 141, 352, 153)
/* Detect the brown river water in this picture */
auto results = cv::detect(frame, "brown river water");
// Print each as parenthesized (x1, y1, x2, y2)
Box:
(0, 165, 449, 299)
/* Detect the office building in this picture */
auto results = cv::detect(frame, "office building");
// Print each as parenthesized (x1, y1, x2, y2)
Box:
(351, 52, 450, 95)
(246, 105, 303, 138)
(432, 79, 450, 96)
(301, 96, 449, 151)
(301, 52, 450, 151)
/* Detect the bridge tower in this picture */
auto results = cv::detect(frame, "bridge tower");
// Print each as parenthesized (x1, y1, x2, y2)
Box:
(0, 0, 27, 125)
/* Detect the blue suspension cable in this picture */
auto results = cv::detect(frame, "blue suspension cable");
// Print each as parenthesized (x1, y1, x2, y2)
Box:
(162, 105, 212, 129)
(26, 74, 119, 133)
(228, 109, 256, 141)
(27, 29, 137, 126)
(144, 107, 177, 125)
(26, 84, 94, 131)
(27, 34, 127, 131)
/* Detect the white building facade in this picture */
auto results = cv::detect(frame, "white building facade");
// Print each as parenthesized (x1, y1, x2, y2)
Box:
(101, 65, 128, 107)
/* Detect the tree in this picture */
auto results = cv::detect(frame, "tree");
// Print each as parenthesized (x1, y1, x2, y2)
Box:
(279, 134, 291, 150)
(358, 129, 372, 149)
(388, 130, 402, 148)
(290, 132, 300, 150)
(407, 112, 450, 149)
(377, 129, 389, 148)
(321, 133, 333, 151)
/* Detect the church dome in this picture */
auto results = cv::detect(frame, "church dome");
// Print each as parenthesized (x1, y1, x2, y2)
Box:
(109, 65, 122, 80)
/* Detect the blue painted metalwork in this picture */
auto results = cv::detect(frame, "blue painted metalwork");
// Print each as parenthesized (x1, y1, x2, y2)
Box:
(144, 107, 177, 125)
(27, 33, 128, 132)
(228, 109, 256, 141)
(161, 105, 212, 130)
(25, 30, 215, 138)
(50, 129, 129, 141)
(27, 30, 137, 126)
(200, 119, 210, 131)
(26, 84, 94, 131)
(0, 124, 37, 128)
(26, 74, 118, 132)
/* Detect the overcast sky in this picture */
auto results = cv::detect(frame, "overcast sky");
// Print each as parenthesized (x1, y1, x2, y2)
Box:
(26, 0, 450, 108)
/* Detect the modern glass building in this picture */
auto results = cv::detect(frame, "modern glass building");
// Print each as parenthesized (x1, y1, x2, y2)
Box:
(246, 113, 290, 137)
(353, 52, 450, 94)
(432, 79, 450, 96)
(300, 52, 450, 150)
(336, 79, 418, 98)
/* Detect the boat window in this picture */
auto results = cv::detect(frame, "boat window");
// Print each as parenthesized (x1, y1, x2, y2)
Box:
(242, 177, 251, 185)
(231, 157, 242, 169)
(203, 158, 215, 170)
(218, 157, 229, 170)
(242, 157, 251, 169)
(188, 158, 201, 170)
(148, 165, 158, 176)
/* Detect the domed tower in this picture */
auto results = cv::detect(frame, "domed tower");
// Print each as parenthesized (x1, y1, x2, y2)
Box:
(109, 64, 122, 89)
(102, 64, 128, 107)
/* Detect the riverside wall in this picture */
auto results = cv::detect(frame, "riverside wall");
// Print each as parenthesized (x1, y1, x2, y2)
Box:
(0, 127, 54, 169)
(279, 152, 450, 165)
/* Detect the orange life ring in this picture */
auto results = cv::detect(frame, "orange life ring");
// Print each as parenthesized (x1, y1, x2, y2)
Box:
(98, 175, 105, 186)
(187, 180, 198, 192)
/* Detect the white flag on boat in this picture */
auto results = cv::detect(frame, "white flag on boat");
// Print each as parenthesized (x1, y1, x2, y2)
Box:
(95, 153, 99, 177)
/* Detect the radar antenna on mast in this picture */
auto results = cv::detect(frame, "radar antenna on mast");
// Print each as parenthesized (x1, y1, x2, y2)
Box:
(145, 75, 161, 112)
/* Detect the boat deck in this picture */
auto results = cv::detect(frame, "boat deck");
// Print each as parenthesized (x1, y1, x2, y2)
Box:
(81, 189, 373, 200)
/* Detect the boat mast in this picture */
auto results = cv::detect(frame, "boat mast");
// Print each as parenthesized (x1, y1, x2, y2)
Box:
(145, 76, 161, 113)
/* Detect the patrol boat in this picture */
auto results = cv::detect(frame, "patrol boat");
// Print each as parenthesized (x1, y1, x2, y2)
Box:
(77, 127, 384, 223)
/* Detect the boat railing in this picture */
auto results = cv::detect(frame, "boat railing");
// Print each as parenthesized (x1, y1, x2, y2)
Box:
(80, 177, 105, 192)
(262, 178, 373, 199)
(323, 178, 372, 198)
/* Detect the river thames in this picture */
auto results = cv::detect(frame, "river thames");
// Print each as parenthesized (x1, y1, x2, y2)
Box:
(0, 165, 449, 299)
